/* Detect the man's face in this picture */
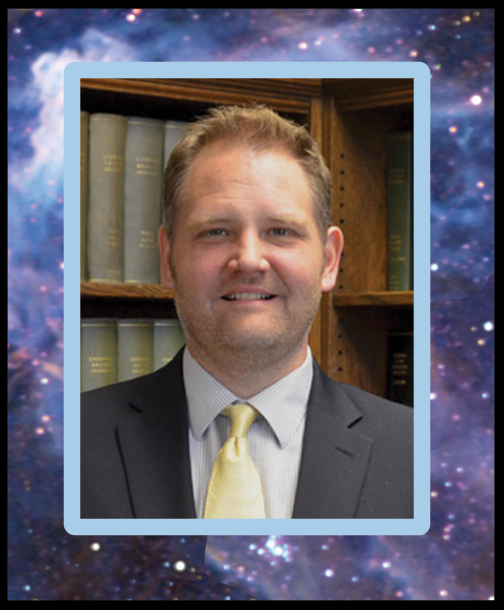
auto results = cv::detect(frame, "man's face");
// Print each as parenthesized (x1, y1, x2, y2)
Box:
(159, 142, 342, 370)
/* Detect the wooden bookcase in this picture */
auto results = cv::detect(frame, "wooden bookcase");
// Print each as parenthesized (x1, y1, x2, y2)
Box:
(81, 77, 413, 399)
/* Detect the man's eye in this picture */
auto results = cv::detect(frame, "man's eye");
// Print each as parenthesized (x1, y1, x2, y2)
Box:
(207, 228, 228, 237)
(270, 228, 292, 237)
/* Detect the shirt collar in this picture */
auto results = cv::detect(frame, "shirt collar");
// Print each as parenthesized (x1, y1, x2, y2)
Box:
(183, 347, 313, 449)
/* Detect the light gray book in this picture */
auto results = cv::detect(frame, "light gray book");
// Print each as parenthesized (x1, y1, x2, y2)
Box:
(81, 319, 117, 392)
(80, 111, 89, 281)
(153, 319, 186, 370)
(117, 319, 154, 382)
(163, 120, 188, 169)
(87, 113, 127, 283)
(124, 117, 164, 284)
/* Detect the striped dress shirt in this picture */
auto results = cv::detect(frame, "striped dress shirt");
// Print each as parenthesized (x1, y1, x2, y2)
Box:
(184, 346, 313, 519)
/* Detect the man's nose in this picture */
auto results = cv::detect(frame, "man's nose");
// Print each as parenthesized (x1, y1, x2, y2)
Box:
(228, 231, 270, 273)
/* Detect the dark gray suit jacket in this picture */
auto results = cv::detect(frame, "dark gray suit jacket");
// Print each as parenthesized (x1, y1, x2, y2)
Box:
(81, 349, 413, 519)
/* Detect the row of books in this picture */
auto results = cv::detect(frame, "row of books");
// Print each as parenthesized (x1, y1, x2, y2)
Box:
(81, 111, 412, 291)
(81, 317, 412, 406)
(80, 111, 189, 284)
(386, 131, 413, 292)
(81, 318, 185, 392)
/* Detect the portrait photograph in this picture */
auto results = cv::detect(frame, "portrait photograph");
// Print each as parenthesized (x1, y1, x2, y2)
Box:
(64, 62, 430, 536)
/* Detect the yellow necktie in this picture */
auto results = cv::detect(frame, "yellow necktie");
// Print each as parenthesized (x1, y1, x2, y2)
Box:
(203, 403, 266, 519)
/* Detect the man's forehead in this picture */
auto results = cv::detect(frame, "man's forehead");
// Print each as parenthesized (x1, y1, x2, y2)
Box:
(186, 143, 309, 193)
(169, 139, 328, 241)
(190, 139, 302, 168)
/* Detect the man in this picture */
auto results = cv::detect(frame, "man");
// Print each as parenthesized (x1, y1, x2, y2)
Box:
(81, 105, 413, 519)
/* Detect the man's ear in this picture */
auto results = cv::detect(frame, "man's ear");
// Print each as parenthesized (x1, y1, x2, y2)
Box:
(321, 225, 344, 293)
(158, 225, 175, 288)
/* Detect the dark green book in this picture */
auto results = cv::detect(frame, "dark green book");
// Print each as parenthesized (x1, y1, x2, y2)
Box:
(87, 113, 127, 283)
(124, 117, 165, 284)
(387, 331, 414, 407)
(81, 319, 117, 392)
(386, 131, 413, 291)
(117, 319, 154, 382)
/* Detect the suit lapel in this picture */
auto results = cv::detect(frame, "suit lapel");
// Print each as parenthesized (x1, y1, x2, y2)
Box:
(292, 361, 373, 519)
(114, 352, 373, 519)
(116, 351, 197, 519)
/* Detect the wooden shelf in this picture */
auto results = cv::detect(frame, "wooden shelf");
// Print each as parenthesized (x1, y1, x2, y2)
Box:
(333, 291, 413, 308)
(81, 78, 316, 123)
(81, 284, 413, 308)
(81, 282, 174, 300)
(323, 78, 413, 111)
(81, 282, 177, 319)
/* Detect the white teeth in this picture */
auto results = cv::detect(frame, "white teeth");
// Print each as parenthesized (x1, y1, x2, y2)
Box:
(225, 293, 273, 300)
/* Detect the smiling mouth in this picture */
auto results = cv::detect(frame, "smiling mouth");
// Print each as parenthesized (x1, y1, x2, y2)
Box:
(221, 293, 276, 301)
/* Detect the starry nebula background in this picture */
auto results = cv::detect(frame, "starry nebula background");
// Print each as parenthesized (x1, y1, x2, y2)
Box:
(8, 9, 494, 600)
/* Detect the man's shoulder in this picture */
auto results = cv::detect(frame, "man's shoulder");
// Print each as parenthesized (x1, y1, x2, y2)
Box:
(81, 350, 185, 424)
(81, 374, 145, 419)
(81, 372, 152, 404)
(301, 360, 414, 518)
(338, 380, 412, 417)
(311, 360, 413, 432)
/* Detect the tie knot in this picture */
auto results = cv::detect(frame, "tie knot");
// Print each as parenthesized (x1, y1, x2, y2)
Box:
(223, 403, 260, 439)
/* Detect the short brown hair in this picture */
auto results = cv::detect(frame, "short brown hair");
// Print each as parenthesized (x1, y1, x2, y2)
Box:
(163, 104, 333, 241)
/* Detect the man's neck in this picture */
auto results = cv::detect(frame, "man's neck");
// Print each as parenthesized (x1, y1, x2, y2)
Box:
(184, 342, 310, 399)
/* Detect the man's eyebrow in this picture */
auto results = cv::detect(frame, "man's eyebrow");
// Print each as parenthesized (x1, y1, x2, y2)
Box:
(186, 214, 308, 229)
(268, 214, 308, 227)
(187, 216, 231, 229)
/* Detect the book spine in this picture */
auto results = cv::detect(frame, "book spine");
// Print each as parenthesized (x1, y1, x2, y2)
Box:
(124, 117, 165, 284)
(117, 320, 154, 382)
(153, 319, 186, 369)
(87, 113, 127, 283)
(80, 111, 89, 281)
(81, 319, 117, 392)
(163, 120, 188, 169)
(163, 120, 188, 228)
(386, 132, 413, 291)
(387, 331, 414, 407)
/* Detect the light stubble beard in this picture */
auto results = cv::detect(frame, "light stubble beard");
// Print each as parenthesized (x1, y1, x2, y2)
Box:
(172, 282, 322, 391)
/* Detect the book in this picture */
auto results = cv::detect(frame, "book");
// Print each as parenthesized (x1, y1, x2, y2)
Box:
(117, 319, 154, 382)
(387, 330, 413, 407)
(386, 131, 413, 291)
(80, 111, 89, 281)
(87, 113, 128, 283)
(81, 319, 117, 392)
(124, 117, 165, 284)
(163, 120, 188, 169)
(153, 319, 186, 369)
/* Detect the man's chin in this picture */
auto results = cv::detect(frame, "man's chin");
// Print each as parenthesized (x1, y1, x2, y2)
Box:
(217, 327, 307, 358)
